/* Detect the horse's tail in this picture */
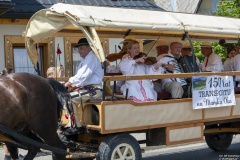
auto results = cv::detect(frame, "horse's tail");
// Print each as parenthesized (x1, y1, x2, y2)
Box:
(47, 78, 71, 120)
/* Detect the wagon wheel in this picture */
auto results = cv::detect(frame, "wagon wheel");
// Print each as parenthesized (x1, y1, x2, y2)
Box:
(205, 125, 233, 151)
(97, 133, 142, 160)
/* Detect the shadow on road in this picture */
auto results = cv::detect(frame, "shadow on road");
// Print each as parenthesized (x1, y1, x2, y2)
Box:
(143, 142, 240, 160)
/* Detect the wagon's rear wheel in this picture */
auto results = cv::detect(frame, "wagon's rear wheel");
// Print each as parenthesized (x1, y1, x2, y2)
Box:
(205, 125, 233, 151)
(97, 133, 142, 160)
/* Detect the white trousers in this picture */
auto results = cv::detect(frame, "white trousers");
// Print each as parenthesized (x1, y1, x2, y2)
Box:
(162, 81, 183, 98)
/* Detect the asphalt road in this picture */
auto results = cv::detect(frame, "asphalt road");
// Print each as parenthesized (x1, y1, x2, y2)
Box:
(0, 134, 239, 160)
(142, 136, 240, 160)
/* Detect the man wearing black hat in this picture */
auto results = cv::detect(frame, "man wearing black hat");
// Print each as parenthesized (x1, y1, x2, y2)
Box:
(65, 38, 103, 88)
(64, 38, 103, 132)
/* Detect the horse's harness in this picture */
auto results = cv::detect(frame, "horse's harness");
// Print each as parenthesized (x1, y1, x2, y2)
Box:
(71, 84, 102, 98)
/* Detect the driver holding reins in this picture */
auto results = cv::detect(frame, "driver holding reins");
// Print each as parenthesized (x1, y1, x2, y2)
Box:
(65, 38, 104, 134)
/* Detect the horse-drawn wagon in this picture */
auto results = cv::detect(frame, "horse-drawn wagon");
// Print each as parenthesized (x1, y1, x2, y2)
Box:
(1, 3, 240, 160)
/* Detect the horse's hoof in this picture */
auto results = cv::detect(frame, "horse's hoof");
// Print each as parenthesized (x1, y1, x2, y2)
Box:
(4, 155, 12, 160)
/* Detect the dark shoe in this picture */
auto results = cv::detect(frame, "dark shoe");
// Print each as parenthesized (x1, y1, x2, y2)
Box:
(4, 155, 11, 160)
(63, 127, 84, 135)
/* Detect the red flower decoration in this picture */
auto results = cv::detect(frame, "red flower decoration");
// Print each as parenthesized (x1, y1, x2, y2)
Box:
(57, 44, 62, 54)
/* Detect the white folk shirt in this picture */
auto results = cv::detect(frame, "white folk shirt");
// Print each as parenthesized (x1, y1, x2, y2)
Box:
(69, 51, 104, 87)
(223, 58, 234, 71)
(119, 55, 163, 102)
(201, 53, 223, 72)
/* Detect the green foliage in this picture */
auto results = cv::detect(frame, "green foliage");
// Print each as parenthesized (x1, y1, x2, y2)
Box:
(212, 42, 226, 61)
(192, 41, 204, 63)
(193, 0, 239, 63)
(215, 0, 240, 18)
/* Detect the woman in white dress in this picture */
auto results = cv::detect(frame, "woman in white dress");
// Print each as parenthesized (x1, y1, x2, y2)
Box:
(119, 40, 163, 102)
(223, 48, 236, 71)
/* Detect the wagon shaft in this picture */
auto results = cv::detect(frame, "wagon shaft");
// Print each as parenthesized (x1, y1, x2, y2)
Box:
(66, 152, 96, 159)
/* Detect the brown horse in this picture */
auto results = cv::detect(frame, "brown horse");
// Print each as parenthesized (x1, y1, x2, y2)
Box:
(0, 72, 70, 160)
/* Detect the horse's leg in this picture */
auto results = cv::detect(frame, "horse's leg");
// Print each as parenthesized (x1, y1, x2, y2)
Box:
(44, 133, 66, 160)
(32, 126, 66, 160)
(21, 132, 42, 160)
(5, 143, 18, 159)
(23, 145, 39, 160)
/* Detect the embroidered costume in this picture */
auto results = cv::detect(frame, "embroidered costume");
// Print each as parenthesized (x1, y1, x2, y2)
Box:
(119, 55, 162, 102)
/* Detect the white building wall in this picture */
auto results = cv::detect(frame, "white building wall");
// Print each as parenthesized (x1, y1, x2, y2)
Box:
(0, 25, 26, 70)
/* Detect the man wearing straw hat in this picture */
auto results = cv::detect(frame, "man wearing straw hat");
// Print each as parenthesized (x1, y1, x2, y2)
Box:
(106, 35, 137, 62)
(158, 39, 187, 98)
(181, 41, 201, 67)
(156, 39, 169, 61)
(106, 36, 137, 93)
(152, 39, 169, 92)
(200, 41, 223, 72)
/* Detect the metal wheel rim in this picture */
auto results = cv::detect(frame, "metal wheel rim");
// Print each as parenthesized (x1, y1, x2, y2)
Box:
(111, 143, 136, 160)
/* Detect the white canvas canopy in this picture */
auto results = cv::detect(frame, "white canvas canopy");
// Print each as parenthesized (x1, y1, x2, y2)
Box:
(24, 3, 240, 66)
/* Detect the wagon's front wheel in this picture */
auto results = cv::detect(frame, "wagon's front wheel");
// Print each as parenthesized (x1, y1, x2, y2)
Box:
(97, 133, 142, 160)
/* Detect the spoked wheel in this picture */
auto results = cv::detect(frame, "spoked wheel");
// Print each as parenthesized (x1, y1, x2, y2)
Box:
(205, 125, 233, 151)
(97, 133, 142, 160)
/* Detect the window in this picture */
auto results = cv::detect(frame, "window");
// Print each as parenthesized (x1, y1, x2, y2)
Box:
(4, 35, 55, 77)
(72, 47, 82, 75)
(13, 47, 43, 75)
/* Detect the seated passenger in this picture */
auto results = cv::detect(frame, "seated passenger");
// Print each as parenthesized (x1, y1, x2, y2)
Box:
(200, 41, 223, 72)
(158, 40, 187, 98)
(233, 52, 240, 87)
(223, 48, 236, 71)
(153, 40, 169, 92)
(106, 36, 137, 93)
(46, 65, 65, 78)
(181, 42, 201, 67)
(156, 39, 169, 61)
(106, 35, 136, 62)
(119, 40, 163, 102)
(64, 38, 103, 132)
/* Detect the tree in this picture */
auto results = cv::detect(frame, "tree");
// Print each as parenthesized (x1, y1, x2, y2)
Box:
(194, 0, 240, 63)
(215, 0, 240, 18)
(213, 0, 240, 60)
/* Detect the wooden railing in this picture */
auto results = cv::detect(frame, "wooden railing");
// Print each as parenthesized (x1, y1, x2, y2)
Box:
(103, 71, 240, 82)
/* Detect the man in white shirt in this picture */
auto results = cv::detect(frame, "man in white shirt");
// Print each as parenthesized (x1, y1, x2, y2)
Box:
(64, 38, 103, 133)
(200, 41, 223, 72)
(159, 40, 187, 98)
(65, 38, 103, 88)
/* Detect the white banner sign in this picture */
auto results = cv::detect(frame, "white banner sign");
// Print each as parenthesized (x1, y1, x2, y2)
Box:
(192, 76, 236, 109)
